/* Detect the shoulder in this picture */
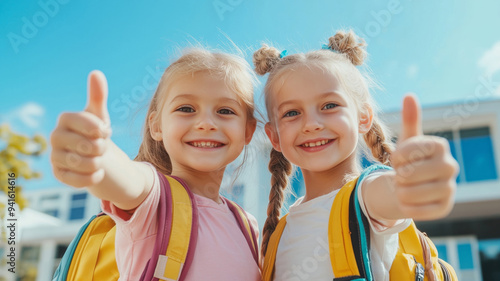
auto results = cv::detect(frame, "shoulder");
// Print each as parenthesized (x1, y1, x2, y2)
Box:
(245, 211, 258, 229)
(138, 161, 160, 178)
(244, 211, 260, 240)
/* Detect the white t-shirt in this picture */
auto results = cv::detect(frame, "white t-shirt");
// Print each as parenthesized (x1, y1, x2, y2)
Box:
(274, 174, 411, 281)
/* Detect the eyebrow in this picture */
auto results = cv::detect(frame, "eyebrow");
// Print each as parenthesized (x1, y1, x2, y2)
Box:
(277, 91, 345, 112)
(170, 94, 243, 107)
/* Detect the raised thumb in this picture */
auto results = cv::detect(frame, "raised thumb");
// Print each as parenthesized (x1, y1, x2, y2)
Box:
(399, 94, 422, 143)
(85, 70, 110, 124)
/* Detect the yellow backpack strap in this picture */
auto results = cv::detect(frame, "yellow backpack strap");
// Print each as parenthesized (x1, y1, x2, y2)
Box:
(262, 214, 288, 281)
(393, 221, 429, 280)
(330, 165, 393, 281)
(398, 222, 426, 263)
(153, 175, 193, 281)
(329, 179, 362, 278)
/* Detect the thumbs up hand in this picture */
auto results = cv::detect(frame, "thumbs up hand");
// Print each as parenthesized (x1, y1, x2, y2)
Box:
(85, 70, 110, 124)
(390, 94, 458, 220)
(50, 71, 112, 188)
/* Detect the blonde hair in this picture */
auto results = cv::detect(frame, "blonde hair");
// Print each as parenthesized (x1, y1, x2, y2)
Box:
(135, 48, 256, 175)
(254, 30, 394, 257)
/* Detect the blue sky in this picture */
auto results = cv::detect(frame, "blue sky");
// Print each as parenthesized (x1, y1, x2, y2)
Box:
(1, 0, 500, 191)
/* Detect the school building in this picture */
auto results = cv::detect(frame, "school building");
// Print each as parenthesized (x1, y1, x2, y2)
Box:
(3, 98, 500, 281)
(0, 188, 102, 281)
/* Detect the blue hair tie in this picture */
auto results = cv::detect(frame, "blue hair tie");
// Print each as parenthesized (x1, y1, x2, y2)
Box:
(279, 50, 288, 58)
(322, 44, 332, 50)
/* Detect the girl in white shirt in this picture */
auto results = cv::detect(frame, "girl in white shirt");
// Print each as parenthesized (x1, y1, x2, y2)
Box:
(253, 30, 459, 281)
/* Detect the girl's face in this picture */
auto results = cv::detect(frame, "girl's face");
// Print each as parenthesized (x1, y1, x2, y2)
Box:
(265, 65, 372, 173)
(151, 71, 255, 174)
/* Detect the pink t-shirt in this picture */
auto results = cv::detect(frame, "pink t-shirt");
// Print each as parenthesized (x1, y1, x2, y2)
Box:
(101, 167, 261, 281)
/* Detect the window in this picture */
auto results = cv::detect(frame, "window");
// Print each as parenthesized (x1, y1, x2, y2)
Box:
(40, 194, 60, 218)
(69, 192, 88, 220)
(478, 238, 500, 280)
(460, 127, 498, 182)
(458, 243, 475, 270)
(55, 244, 68, 259)
(432, 131, 461, 183)
(429, 126, 498, 183)
(43, 209, 59, 217)
(19, 246, 41, 281)
(417, 217, 500, 280)
(431, 238, 481, 281)
(53, 244, 69, 277)
(435, 244, 449, 262)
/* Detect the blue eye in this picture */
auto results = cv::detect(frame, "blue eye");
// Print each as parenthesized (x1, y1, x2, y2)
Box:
(283, 110, 299, 118)
(176, 106, 194, 113)
(322, 103, 338, 110)
(218, 108, 235, 115)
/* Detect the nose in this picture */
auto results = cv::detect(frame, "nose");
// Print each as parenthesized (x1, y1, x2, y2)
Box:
(302, 111, 324, 133)
(195, 111, 217, 131)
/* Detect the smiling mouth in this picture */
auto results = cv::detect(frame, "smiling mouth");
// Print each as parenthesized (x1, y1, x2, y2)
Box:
(188, 141, 225, 148)
(300, 139, 333, 148)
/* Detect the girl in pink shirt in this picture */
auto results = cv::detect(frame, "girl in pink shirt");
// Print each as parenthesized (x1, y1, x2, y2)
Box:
(50, 48, 260, 281)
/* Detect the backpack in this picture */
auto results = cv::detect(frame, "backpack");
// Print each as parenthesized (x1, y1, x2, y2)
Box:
(53, 172, 259, 281)
(262, 165, 458, 281)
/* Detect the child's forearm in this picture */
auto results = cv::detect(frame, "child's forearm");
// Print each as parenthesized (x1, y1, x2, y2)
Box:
(86, 140, 154, 211)
(362, 172, 406, 222)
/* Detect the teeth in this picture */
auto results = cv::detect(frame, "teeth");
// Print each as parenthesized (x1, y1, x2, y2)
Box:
(303, 140, 330, 147)
(192, 141, 221, 148)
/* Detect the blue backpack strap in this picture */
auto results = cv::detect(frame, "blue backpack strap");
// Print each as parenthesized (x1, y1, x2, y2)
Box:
(348, 164, 392, 281)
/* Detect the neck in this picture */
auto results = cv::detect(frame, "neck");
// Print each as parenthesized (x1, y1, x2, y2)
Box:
(300, 153, 359, 203)
(171, 167, 225, 203)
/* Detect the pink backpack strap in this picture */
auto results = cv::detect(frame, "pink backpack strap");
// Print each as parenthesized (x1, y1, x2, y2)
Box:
(140, 173, 199, 281)
(224, 198, 260, 265)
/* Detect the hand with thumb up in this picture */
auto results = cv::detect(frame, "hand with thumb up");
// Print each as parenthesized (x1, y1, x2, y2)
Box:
(390, 94, 459, 220)
(50, 71, 112, 188)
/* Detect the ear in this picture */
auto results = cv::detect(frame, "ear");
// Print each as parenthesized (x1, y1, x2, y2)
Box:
(358, 105, 373, 134)
(149, 111, 163, 141)
(245, 118, 257, 145)
(265, 122, 282, 152)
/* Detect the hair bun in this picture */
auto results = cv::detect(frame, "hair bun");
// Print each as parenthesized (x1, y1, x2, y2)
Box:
(327, 30, 367, 66)
(253, 44, 281, 75)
